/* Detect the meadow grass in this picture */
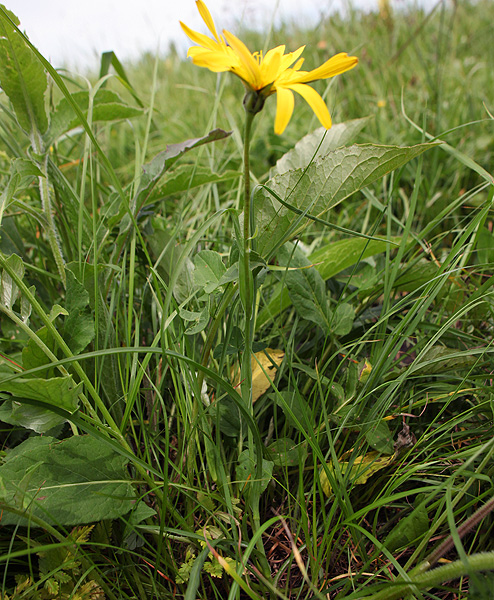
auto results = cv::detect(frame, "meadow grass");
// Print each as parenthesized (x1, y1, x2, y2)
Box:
(0, 1, 493, 599)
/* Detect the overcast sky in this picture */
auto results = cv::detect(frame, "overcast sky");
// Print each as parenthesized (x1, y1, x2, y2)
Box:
(12, 0, 418, 69)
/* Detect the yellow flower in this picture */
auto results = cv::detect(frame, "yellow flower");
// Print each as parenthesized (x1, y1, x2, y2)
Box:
(180, 1, 358, 134)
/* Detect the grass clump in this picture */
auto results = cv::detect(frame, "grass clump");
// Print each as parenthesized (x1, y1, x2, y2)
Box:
(0, 1, 493, 599)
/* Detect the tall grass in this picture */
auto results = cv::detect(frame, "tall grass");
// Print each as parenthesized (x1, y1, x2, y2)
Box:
(0, 1, 493, 599)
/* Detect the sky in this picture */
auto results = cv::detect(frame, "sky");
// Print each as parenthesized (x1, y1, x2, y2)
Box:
(12, 0, 420, 70)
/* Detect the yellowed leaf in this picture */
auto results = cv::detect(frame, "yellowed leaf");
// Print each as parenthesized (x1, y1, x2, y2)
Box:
(319, 450, 396, 497)
(231, 349, 284, 403)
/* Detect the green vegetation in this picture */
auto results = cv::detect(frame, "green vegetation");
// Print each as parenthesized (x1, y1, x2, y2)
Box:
(0, 1, 493, 598)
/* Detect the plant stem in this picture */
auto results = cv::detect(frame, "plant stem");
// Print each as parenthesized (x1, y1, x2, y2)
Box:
(363, 552, 494, 600)
(240, 110, 256, 409)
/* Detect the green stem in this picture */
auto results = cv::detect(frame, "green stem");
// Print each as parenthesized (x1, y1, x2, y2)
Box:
(240, 102, 272, 580)
(38, 154, 67, 288)
(424, 493, 494, 569)
(197, 282, 237, 392)
(364, 552, 494, 600)
(240, 110, 256, 409)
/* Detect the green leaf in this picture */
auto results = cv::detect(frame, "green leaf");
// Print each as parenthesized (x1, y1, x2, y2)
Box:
(154, 166, 241, 202)
(236, 449, 273, 496)
(320, 451, 396, 497)
(468, 572, 494, 600)
(332, 303, 355, 336)
(147, 221, 196, 303)
(477, 227, 494, 265)
(408, 346, 477, 376)
(384, 501, 429, 552)
(183, 305, 209, 335)
(253, 143, 436, 258)
(63, 269, 95, 355)
(0, 217, 26, 257)
(271, 117, 371, 176)
(0, 253, 23, 310)
(365, 419, 394, 455)
(266, 438, 308, 468)
(194, 250, 227, 294)
(209, 397, 241, 437)
(46, 89, 143, 143)
(277, 243, 331, 332)
(0, 159, 43, 226)
(0, 6, 48, 137)
(273, 390, 313, 434)
(99, 50, 145, 108)
(256, 236, 399, 330)
(109, 129, 232, 243)
(66, 262, 123, 409)
(0, 435, 137, 526)
(22, 325, 57, 378)
(131, 129, 232, 216)
(0, 400, 65, 433)
(0, 375, 81, 412)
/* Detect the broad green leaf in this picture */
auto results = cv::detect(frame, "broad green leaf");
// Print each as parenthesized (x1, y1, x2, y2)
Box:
(0, 375, 81, 412)
(0, 217, 26, 257)
(147, 221, 195, 303)
(22, 325, 57, 377)
(266, 438, 308, 468)
(154, 166, 240, 202)
(273, 390, 313, 435)
(20, 284, 34, 323)
(0, 253, 23, 310)
(109, 129, 232, 249)
(271, 117, 371, 176)
(332, 303, 355, 336)
(320, 451, 396, 497)
(236, 449, 274, 496)
(0, 400, 65, 433)
(46, 89, 143, 143)
(408, 346, 477, 376)
(209, 396, 241, 437)
(277, 243, 331, 332)
(0, 159, 43, 225)
(0, 435, 136, 526)
(63, 269, 95, 355)
(256, 236, 399, 330)
(365, 419, 394, 455)
(194, 250, 227, 294)
(253, 143, 436, 258)
(67, 262, 124, 410)
(381, 259, 439, 293)
(183, 305, 210, 335)
(384, 501, 429, 552)
(0, 6, 48, 137)
(476, 227, 494, 265)
(124, 500, 157, 549)
(468, 572, 494, 600)
(130, 129, 232, 217)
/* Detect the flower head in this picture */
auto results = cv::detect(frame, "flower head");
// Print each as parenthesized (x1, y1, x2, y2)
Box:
(180, 1, 358, 134)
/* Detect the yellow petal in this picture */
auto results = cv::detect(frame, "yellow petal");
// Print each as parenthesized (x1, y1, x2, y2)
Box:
(279, 45, 305, 71)
(260, 45, 284, 86)
(296, 52, 358, 83)
(223, 29, 260, 89)
(196, 0, 221, 43)
(188, 47, 236, 72)
(180, 21, 220, 52)
(288, 83, 332, 129)
(274, 86, 295, 135)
